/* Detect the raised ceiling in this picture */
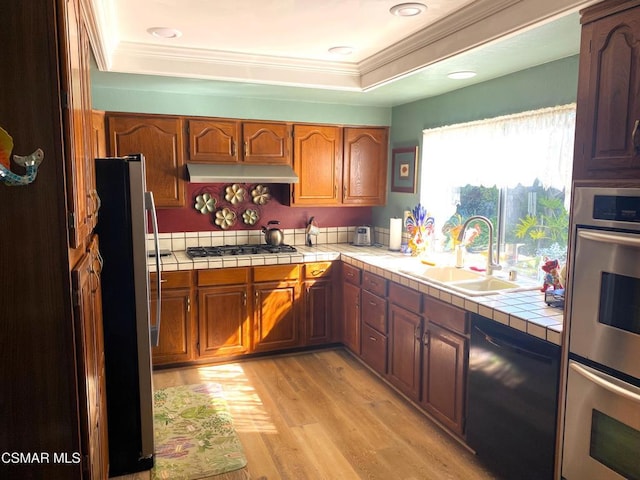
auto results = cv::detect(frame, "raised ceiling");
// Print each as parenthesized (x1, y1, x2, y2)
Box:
(85, 0, 597, 107)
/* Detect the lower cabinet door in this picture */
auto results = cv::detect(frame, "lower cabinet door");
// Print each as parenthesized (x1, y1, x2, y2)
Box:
(150, 288, 193, 365)
(198, 285, 250, 358)
(421, 322, 467, 435)
(361, 324, 387, 375)
(387, 304, 422, 401)
(304, 279, 333, 345)
(342, 281, 361, 354)
(253, 281, 301, 352)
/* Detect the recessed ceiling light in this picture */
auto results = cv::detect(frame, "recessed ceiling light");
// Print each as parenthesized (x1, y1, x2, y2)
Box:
(328, 46, 354, 56)
(447, 71, 477, 80)
(147, 27, 182, 39)
(389, 3, 427, 17)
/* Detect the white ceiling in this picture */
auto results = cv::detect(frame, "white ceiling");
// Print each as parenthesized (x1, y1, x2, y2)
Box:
(85, 0, 597, 107)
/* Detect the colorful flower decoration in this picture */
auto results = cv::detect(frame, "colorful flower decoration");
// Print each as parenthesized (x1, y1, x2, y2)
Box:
(194, 193, 216, 214)
(214, 208, 236, 229)
(224, 184, 246, 204)
(251, 185, 271, 205)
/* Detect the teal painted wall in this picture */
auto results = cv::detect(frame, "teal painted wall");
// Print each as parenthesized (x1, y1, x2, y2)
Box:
(91, 69, 391, 126)
(375, 55, 580, 228)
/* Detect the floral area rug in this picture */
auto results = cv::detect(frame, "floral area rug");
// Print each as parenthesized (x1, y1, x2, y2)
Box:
(152, 383, 248, 480)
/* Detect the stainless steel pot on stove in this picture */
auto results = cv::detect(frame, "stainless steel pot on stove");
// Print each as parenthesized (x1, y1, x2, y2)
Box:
(262, 220, 284, 246)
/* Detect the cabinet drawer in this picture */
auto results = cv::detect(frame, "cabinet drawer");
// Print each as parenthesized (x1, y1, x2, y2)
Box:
(304, 262, 333, 279)
(361, 324, 387, 374)
(254, 264, 300, 282)
(343, 263, 361, 285)
(424, 296, 468, 335)
(198, 267, 250, 287)
(361, 290, 387, 334)
(150, 271, 192, 290)
(388, 282, 422, 314)
(362, 271, 387, 296)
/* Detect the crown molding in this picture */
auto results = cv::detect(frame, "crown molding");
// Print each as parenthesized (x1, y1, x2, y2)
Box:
(81, 0, 118, 70)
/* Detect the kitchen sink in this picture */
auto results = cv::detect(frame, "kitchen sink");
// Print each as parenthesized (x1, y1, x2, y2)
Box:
(400, 265, 537, 296)
(400, 266, 483, 283)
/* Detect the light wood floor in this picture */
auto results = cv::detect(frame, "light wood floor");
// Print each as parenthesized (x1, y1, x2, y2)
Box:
(114, 348, 497, 480)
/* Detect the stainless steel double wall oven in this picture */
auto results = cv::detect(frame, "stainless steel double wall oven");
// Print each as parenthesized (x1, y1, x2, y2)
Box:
(561, 186, 640, 480)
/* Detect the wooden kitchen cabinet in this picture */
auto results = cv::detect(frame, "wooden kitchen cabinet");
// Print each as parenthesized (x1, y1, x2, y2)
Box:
(197, 268, 251, 359)
(187, 118, 291, 165)
(91, 110, 107, 159)
(71, 235, 109, 480)
(573, 0, 640, 180)
(61, 0, 96, 248)
(303, 262, 334, 345)
(342, 263, 362, 354)
(253, 265, 301, 353)
(387, 282, 423, 401)
(360, 272, 388, 375)
(342, 127, 388, 206)
(421, 297, 468, 436)
(150, 271, 194, 365)
(107, 113, 186, 207)
(292, 124, 343, 205)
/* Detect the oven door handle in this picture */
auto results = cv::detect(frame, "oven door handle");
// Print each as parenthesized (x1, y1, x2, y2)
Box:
(579, 229, 640, 248)
(570, 361, 640, 404)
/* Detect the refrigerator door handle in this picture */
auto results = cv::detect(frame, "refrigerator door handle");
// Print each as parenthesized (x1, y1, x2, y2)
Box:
(145, 191, 162, 347)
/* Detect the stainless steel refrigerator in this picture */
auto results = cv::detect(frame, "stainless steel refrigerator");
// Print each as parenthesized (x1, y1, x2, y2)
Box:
(95, 154, 161, 476)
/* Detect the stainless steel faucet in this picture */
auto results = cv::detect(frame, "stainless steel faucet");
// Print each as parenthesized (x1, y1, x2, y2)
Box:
(457, 215, 502, 275)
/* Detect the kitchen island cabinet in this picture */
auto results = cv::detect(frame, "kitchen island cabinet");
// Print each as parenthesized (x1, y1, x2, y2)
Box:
(150, 271, 195, 365)
(106, 113, 186, 207)
(252, 265, 301, 353)
(573, 0, 640, 180)
(197, 267, 251, 359)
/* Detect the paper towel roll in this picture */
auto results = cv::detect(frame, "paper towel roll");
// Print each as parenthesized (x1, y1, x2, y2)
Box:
(389, 218, 403, 251)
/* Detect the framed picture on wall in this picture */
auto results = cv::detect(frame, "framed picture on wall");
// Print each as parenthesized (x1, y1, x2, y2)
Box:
(391, 146, 419, 193)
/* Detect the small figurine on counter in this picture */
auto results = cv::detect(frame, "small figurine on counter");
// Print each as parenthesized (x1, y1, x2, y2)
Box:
(541, 258, 563, 292)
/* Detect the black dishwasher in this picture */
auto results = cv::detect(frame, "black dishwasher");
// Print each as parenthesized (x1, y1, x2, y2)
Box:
(467, 314, 560, 480)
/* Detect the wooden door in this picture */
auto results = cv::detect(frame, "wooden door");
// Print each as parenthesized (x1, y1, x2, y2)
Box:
(107, 114, 186, 207)
(292, 124, 342, 205)
(72, 236, 108, 479)
(304, 279, 333, 345)
(387, 304, 422, 401)
(187, 118, 240, 163)
(421, 322, 467, 435)
(253, 281, 300, 352)
(574, 3, 640, 179)
(198, 285, 250, 358)
(242, 121, 292, 164)
(342, 127, 388, 206)
(150, 288, 193, 365)
(342, 281, 361, 354)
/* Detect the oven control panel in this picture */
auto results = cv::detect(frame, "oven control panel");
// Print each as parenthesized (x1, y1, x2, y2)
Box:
(593, 195, 640, 223)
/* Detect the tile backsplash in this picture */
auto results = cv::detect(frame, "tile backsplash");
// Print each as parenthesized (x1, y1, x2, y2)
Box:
(149, 224, 411, 252)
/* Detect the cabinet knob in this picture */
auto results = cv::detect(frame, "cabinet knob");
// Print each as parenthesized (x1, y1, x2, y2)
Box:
(633, 119, 640, 153)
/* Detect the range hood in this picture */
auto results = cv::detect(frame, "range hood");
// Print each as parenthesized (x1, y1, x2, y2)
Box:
(187, 163, 299, 183)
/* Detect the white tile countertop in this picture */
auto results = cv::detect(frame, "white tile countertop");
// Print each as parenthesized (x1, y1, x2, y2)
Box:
(149, 242, 564, 345)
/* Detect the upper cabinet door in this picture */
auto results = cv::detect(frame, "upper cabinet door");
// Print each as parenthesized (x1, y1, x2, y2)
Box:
(60, 0, 94, 247)
(242, 121, 292, 164)
(343, 127, 388, 206)
(107, 114, 186, 207)
(292, 124, 342, 205)
(574, 3, 640, 179)
(187, 118, 240, 163)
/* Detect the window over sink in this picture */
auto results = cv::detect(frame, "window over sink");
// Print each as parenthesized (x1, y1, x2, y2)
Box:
(420, 104, 576, 281)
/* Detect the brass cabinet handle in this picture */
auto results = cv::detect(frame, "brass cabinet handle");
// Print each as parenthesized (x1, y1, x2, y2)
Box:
(231, 140, 236, 157)
(187, 297, 191, 313)
(633, 120, 640, 153)
(311, 269, 325, 276)
(414, 323, 421, 342)
(368, 300, 377, 306)
(422, 330, 429, 347)
(368, 336, 377, 342)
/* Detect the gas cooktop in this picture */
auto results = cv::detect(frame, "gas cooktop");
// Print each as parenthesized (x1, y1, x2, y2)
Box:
(185, 244, 297, 259)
